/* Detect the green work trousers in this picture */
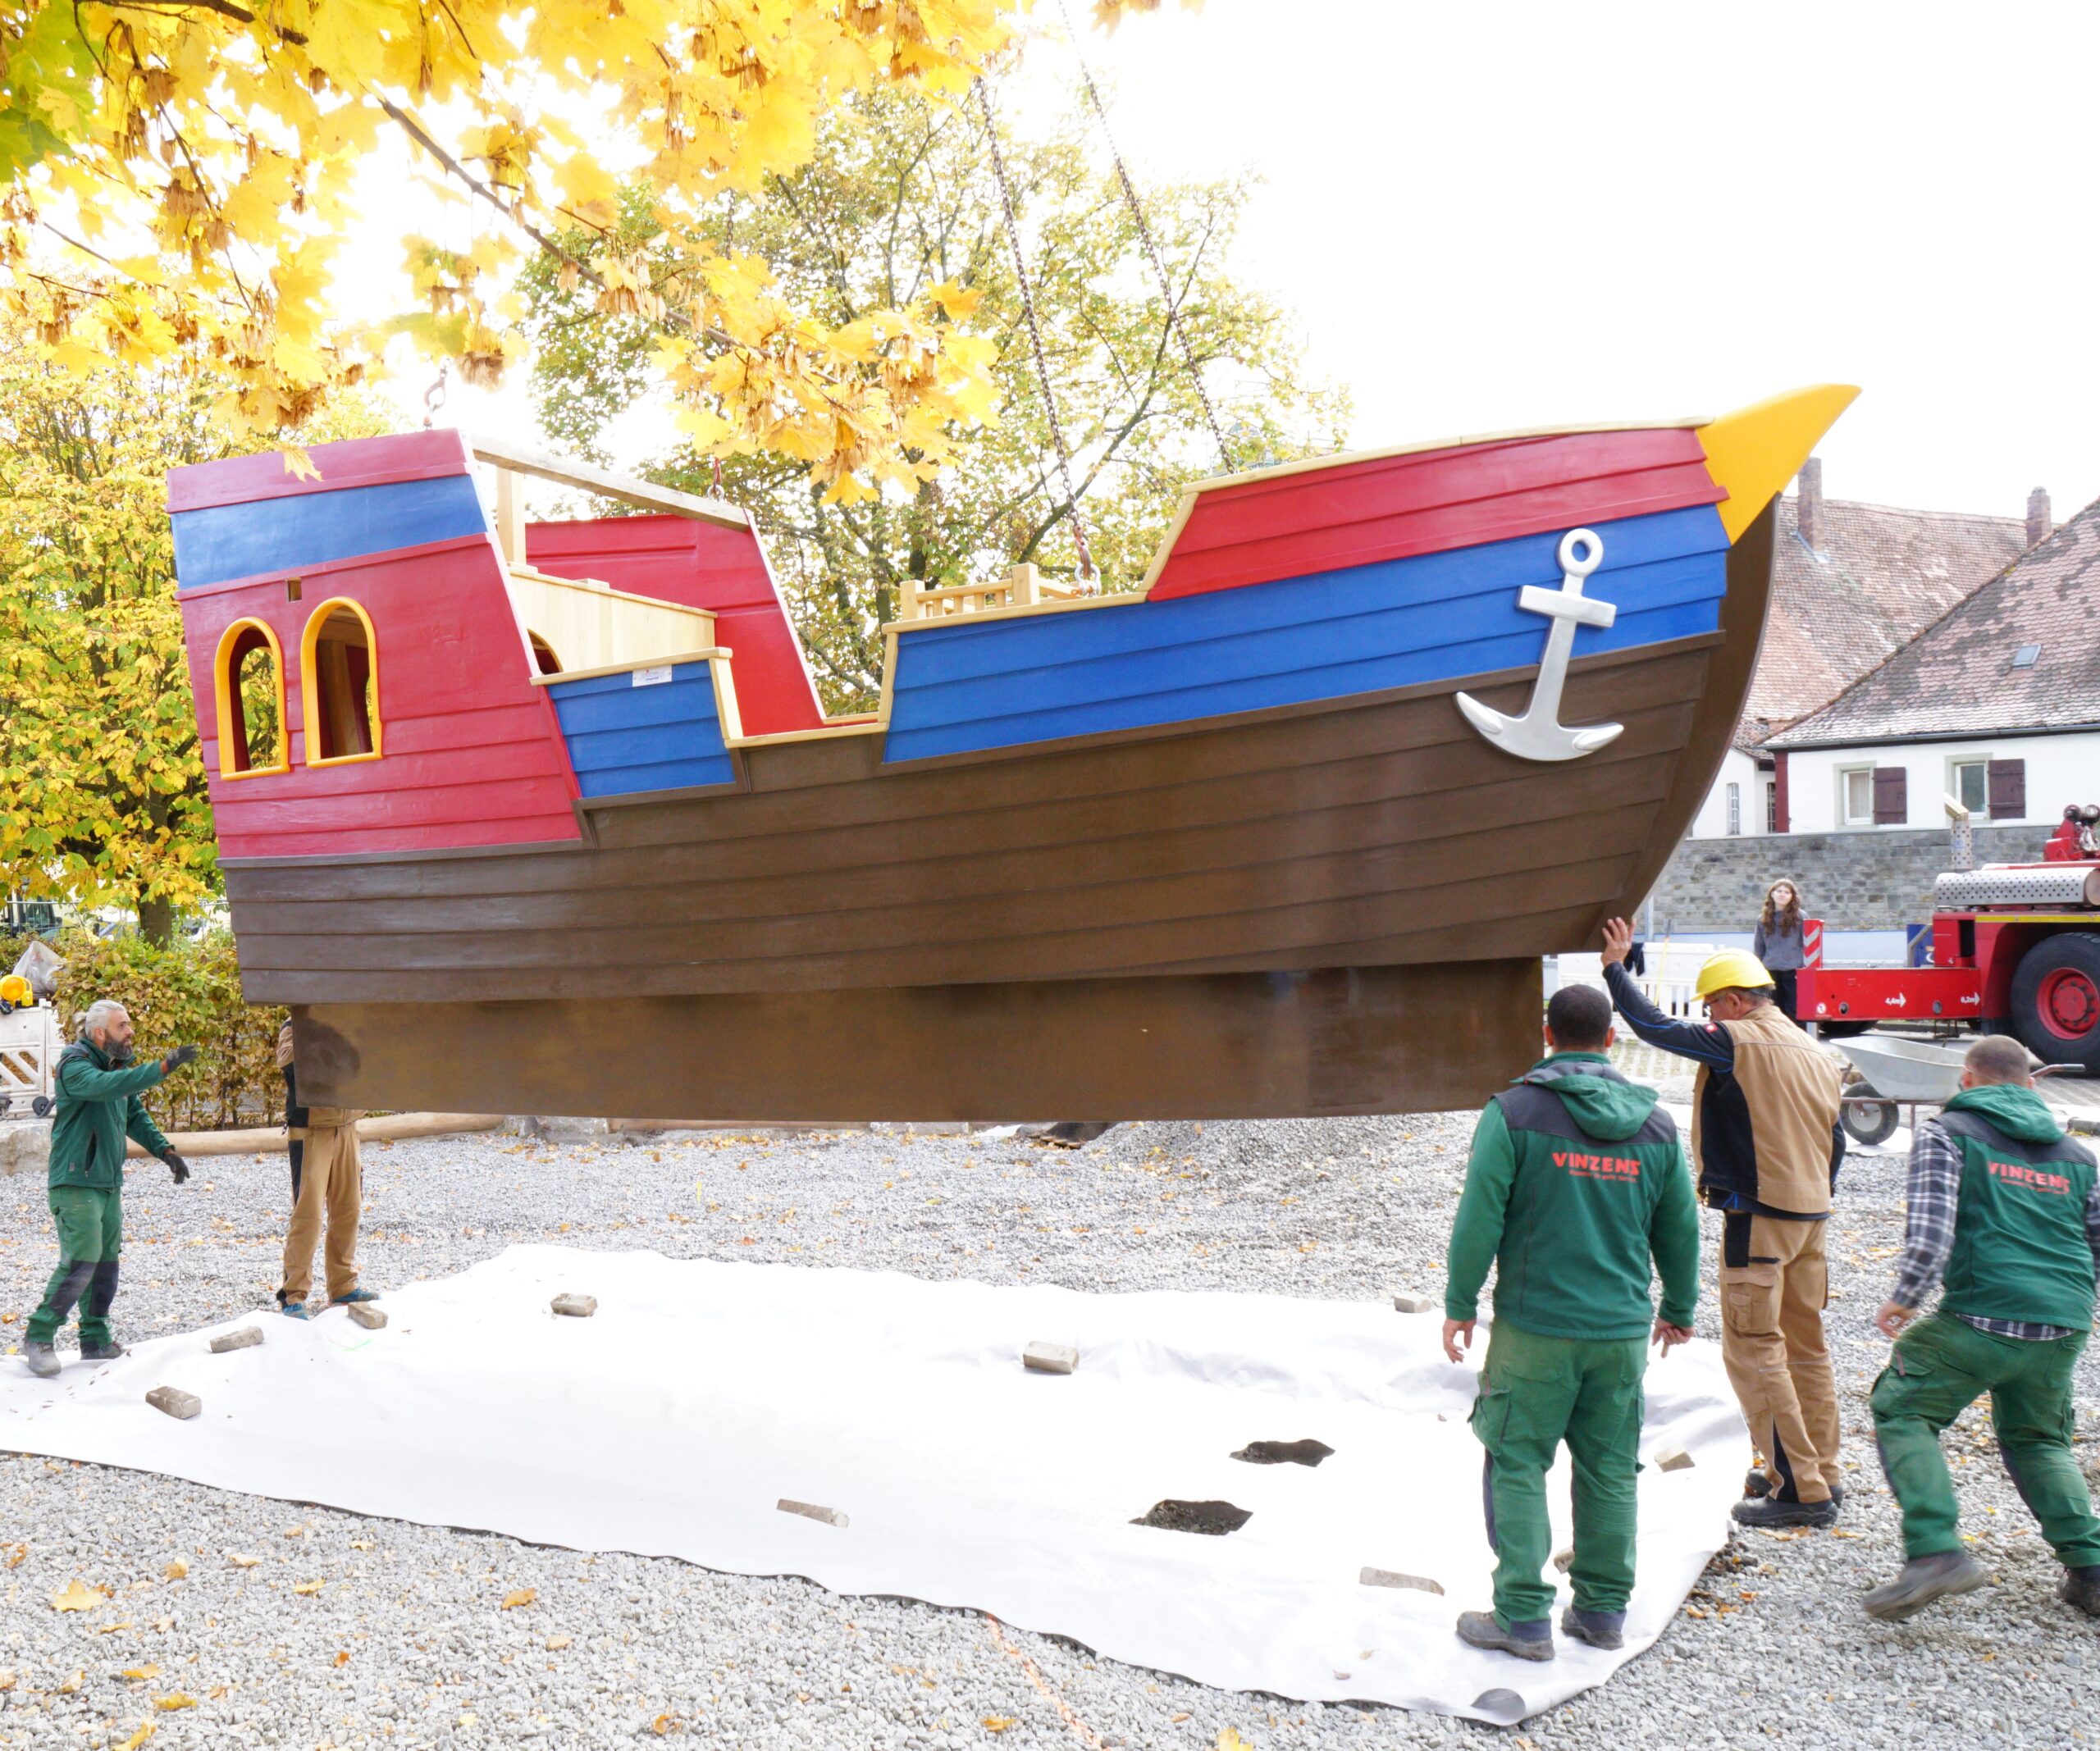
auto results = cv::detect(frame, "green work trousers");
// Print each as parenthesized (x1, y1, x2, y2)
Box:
(1870, 1311, 2100, 1567)
(1469, 1319, 1648, 1626)
(25, 1186, 124, 1348)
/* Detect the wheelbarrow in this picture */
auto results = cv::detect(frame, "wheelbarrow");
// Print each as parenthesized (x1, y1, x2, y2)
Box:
(1834, 1033, 2058, 1147)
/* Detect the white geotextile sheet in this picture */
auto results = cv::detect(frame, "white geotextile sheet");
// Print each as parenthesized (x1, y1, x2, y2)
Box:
(0, 1246, 1749, 1723)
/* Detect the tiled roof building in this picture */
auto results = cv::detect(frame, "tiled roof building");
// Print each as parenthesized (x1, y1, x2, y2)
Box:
(1770, 490, 2100, 749)
(1737, 459, 2027, 750)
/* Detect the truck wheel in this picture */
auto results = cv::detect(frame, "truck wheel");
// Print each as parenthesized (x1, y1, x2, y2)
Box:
(2009, 932, 2100, 1070)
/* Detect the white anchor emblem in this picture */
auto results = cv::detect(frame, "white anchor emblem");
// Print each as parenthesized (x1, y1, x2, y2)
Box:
(1456, 527, 1624, 763)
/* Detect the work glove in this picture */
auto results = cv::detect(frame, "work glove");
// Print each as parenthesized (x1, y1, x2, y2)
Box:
(161, 1043, 199, 1075)
(161, 1149, 190, 1185)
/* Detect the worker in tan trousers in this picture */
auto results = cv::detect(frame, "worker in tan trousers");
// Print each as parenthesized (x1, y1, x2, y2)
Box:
(1600, 920, 1847, 1527)
(276, 1018, 379, 1320)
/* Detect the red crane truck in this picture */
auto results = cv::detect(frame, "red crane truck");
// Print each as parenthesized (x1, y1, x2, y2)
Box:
(1795, 859, 2100, 1070)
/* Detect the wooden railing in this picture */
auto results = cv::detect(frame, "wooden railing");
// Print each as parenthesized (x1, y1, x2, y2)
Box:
(897, 563, 1088, 622)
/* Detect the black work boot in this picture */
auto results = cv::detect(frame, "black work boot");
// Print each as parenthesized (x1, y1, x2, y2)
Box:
(21, 1341, 59, 1379)
(78, 1339, 126, 1363)
(1745, 1467, 1845, 1506)
(1559, 1604, 1626, 1650)
(1863, 1550, 1988, 1621)
(1732, 1493, 1839, 1530)
(2060, 1566, 2100, 1618)
(1455, 1610, 1554, 1662)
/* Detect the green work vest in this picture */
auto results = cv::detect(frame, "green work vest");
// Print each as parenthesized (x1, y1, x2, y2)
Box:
(1937, 1105, 2098, 1331)
(1484, 1060, 1698, 1340)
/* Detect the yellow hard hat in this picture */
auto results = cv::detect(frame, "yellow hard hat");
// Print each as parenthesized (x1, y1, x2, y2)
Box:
(1695, 949, 1775, 999)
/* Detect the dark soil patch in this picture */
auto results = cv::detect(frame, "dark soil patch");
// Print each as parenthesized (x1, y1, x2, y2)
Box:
(1230, 1439, 1335, 1468)
(1130, 1498, 1253, 1535)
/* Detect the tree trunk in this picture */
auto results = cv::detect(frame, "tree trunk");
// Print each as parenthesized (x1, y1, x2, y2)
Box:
(138, 895, 175, 948)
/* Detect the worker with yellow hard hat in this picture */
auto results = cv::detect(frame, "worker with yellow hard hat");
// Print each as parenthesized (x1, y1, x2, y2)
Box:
(1599, 917, 1847, 1530)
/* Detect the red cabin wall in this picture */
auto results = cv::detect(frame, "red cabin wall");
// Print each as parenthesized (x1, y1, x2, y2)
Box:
(185, 534, 582, 860)
(524, 515, 826, 736)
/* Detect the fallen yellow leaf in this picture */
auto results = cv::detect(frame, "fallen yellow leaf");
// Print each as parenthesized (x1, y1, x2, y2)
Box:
(50, 1580, 103, 1612)
(334, 1650, 349, 1667)
(153, 1693, 196, 1712)
(96, 1620, 136, 1635)
(120, 1726, 156, 1751)
(162, 1560, 188, 1580)
(652, 1715, 674, 1735)
(57, 1669, 84, 1694)
(501, 1587, 536, 1610)
(2, 1544, 25, 1569)
(982, 1717, 1016, 1733)
(292, 1580, 322, 1596)
(122, 1665, 162, 1682)
(226, 1553, 260, 1569)
(0, 1670, 14, 1692)
(1217, 1732, 1254, 1751)
(546, 1635, 573, 1652)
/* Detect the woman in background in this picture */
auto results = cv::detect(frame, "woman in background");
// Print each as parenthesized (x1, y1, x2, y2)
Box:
(1753, 878, 1808, 1024)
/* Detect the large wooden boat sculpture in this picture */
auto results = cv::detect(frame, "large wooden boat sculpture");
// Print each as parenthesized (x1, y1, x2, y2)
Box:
(168, 386, 1855, 1119)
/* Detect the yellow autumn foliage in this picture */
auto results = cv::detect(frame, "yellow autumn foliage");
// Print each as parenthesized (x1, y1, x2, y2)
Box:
(0, 1, 1180, 494)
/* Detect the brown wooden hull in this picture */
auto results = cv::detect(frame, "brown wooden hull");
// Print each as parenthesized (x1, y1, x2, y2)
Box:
(294, 960, 1545, 1119)
(256, 506, 1772, 1116)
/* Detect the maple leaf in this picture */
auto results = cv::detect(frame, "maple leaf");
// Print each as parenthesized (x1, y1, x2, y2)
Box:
(49, 1580, 102, 1612)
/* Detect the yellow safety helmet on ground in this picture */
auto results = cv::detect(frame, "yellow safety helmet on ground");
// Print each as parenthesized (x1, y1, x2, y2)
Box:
(0, 973, 32, 1010)
(1694, 948, 1775, 999)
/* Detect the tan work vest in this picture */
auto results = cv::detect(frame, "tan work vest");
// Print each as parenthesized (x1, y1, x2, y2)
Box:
(1691, 1003, 1842, 1215)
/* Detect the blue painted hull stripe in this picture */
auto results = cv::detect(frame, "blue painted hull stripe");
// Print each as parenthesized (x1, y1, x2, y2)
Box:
(171, 475, 490, 591)
(882, 506, 1728, 764)
(546, 663, 733, 798)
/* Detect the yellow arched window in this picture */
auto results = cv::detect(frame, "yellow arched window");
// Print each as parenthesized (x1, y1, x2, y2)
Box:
(214, 618, 290, 778)
(300, 598, 382, 764)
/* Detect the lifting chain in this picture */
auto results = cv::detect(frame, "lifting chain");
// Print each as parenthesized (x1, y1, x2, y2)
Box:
(1057, 0, 1231, 472)
(421, 359, 450, 429)
(975, 76, 1096, 583)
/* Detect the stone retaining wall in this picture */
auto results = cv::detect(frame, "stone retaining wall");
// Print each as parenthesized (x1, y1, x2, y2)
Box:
(1644, 825, 2053, 932)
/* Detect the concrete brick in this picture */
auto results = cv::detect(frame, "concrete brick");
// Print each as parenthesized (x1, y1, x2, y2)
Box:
(1653, 1444, 1695, 1472)
(146, 1387, 201, 1420)
(1358, 1567, 1444, 1595)
(1022, 1341, 1078, 1375)
(777, 1499, 847, 1529)
(346, 1303, 387, 1330)
(1390, 1293, 1436, 1314)
(550, 1293, 598, 1318)
(208, 1327, 263, 1355)
(0, 1120, 50, 1179)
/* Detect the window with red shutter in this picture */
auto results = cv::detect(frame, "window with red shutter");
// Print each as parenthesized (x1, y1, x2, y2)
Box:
(1873, 764, 1908, 825)
(1986, 758, 2026, 820)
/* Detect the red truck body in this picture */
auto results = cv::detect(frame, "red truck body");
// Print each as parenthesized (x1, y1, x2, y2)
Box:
(1791, 860, 2100, 1065)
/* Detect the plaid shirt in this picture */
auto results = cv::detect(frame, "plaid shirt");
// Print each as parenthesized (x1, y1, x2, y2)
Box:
(1892, 1117, 2100, 1340)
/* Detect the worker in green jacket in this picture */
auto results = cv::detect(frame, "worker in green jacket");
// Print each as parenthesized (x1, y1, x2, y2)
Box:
(22, 1000, 198, 1378)
(1865, 1033, 2100, 1622)
(1443, 981, 1702, 1662)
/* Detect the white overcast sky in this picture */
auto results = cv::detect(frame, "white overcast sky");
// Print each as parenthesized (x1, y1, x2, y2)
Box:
(398, 0, 2100, 522)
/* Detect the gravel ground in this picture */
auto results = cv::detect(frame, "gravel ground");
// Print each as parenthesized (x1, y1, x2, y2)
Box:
(0, 1110, 2095, 1751)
